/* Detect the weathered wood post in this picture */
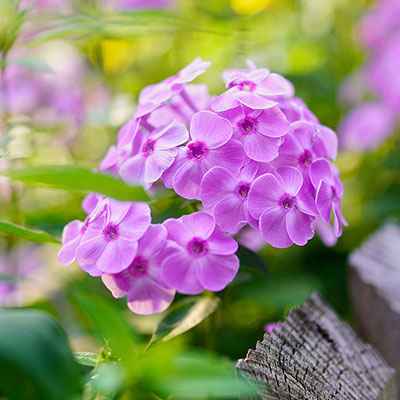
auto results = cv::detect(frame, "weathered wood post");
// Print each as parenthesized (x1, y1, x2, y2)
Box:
(237, 292, 397, 399)
(349, 222, 400, 394)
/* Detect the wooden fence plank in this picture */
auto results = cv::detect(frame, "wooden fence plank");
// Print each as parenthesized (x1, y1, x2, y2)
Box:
(237, 292, 397, 399)
(349, 222, 400, 396)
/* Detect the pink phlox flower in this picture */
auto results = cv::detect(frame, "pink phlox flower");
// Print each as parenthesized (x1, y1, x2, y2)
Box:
(248, 167, 317, 248)
(272, 121, 338, 172)
(99, 118, 144, 177)
(82, 194, 103, 215)
(278, 97, 319, 124)
(58, 197, 106, 269)
(309, 159, 348, 237)
(76, 199, 151, 275)
(148, 84, 211, 127)
(219, 105, 290, 162)
(162, 212, 239, 294)
(359, 0, 400, 52)
(135, 58, 211, 117)
(102, 224, 176, 315)
(315, 217, 338, 247)
(162, 110, 245, 200)
(200, 161, 260, 234)
(120, 121, 188, 185)
(117, 0, 171, 10)
(338, 102, 396, 152)
(212, 61, 292, 112)
(237, 226, 266, 252)
(265, 322, 279, 334)
(366, 33, 400, 111)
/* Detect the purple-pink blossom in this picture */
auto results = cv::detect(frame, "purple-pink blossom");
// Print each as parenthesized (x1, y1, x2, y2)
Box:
(200, 162, 260, 234)
(162, 212, 239, 295)
(212, 63, 292, 112)
(102, 224, 176, 315)
(136, 57, 211, 117)
(248, 167, 317, 248)
(219, 105, 290, 162)
(264, 322, 279, 334)
(76, 199, 151, 275)
(120, 122, 189, 184)
(58, 58, 346, 316)
(309, 159, 348, 237)
(162, 110, 244, 199)
(339, 102, 396, 151)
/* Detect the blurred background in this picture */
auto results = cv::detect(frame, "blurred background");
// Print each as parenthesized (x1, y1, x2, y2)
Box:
(0, 0, 399, 398)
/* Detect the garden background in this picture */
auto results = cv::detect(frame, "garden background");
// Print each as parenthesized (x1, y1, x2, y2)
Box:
(0, 0, 399, 399)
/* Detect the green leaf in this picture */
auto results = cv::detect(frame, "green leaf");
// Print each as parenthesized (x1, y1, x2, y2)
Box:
(0, 274, 14, 281)
(69, 290, 137, 372)
(73, 352, 98, 367)
(237, 245, 269, 279)
(7, 165, 149, 202)
(159, 350, 256, 399)
(0, 309, 82, 400)
(0, 151, 10, 159)
(0, 220, 60, 244)
(150, 295, 220, 345)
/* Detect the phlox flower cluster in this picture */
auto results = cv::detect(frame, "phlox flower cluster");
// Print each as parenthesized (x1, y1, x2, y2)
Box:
(59, 58, 346, 315)
(339, 0, 400, 151)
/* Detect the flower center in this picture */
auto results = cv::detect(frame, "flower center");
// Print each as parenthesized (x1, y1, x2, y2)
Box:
(238, 183, 250, 198)
(281, 195, 294, 211)
(103, 223, 119, 241)
(187, 238, 208, 257)
(298, 149, 313, 169)
(188, 141, 208, 160)
(240, 119, 254, 133)
(238, 80, 256, 92)
(143, 140, 155, 156)
(129, 256, 148, 277)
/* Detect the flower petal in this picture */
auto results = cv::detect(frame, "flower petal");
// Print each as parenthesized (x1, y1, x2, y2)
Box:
(172, 158, 206, 200)
(190, 110, 233, 148)
(315, 181, 333, 223)
(76, 236, 106, 267)
(235, 91, 277, 110)
(144, 149, 177, 183)
(205, 139, 245, 177)
(137, 224, 168, 259)
(200, 167, 237, 211)
(163, 218, 193, 246)
(162, 248, 203, 295)
(118, 202, 151, 241)
(259, 207, 293, 248)
(248, 173, 283, 219)
(211, 90, 240, 112)
(181, 212, 215, 240)
(207, 227, 239, 254)
(213, 196, 247, 234)
(97, 239, 138, 274)
(256, 107, 290, 137)
(195, 254, 239, 292)
(286, 209, 315, 246)
(155, 125, 189, 149)
(277, 166, 303, 196)
(127, 277, 175, 315)
(120, 154, 147, 185)
(243, 132, 282, 162)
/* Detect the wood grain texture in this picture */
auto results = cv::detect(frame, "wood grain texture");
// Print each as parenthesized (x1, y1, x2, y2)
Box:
(349, 222, 400, 395)
(237, 292, 397, 400)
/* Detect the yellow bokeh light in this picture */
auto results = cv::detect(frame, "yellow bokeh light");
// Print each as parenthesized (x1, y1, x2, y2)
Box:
(101, 39, 136, 74)
(230, 0, 272, 15)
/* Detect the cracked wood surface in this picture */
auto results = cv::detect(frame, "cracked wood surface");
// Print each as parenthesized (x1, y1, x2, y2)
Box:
(349, 222, 400, 395)
(237, 292, 397, 399)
